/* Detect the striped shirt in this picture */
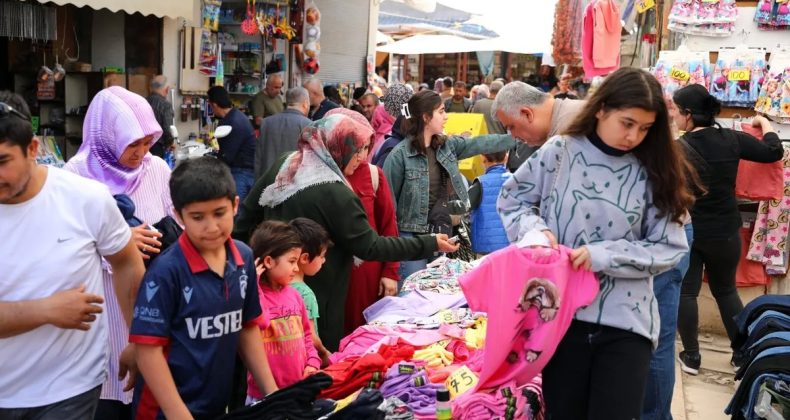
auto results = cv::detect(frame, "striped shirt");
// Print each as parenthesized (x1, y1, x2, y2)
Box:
(65, 156, 174, 403)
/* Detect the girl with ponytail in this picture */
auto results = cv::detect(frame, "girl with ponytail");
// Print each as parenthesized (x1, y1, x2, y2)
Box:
(672, 83, 784, 374)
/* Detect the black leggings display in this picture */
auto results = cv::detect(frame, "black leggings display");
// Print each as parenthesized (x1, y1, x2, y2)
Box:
(542, 320, 653, 420)
(677, 233, 744, 353)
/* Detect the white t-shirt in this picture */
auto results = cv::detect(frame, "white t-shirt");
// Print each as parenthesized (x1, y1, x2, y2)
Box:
(0, 167, 132, 408)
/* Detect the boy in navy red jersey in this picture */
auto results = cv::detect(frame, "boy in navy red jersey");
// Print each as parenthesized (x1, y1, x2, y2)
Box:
(129, 157, 277, 419)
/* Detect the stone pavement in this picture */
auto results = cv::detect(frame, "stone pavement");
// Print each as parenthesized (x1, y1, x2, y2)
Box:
(672, 333, 737, 420)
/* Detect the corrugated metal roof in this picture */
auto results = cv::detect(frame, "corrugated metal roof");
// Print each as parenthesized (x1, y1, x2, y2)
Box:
(379, 1, 498, 39)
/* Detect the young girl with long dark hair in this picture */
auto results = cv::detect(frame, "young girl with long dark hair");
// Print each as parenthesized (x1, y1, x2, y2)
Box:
(497, 67, 694, 419)
(383, 90, 515, 279)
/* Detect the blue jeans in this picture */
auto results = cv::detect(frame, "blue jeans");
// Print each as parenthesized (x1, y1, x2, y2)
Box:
(231, 167, 255, 204)
(642, 223, 693, 420)
(398, 231, 428, 289)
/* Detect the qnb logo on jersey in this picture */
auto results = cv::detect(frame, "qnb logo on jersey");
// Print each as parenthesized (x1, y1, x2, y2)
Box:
(185, 310, 243, 339)
(239, 269, 248, 300)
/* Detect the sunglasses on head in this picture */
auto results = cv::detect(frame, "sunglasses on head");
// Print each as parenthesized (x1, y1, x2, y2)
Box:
(0, 102, 31, 122)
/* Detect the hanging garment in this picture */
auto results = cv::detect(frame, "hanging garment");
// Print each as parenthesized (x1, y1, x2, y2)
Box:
(736, 217, 771, 287)
(552, 0, 585, 65)
(459, 245, 599, 391)
(754, 49, 790, 123)
(735, 124, 784, 201)
(708, 49, 767, 107)
(746, 147, 790, 274)
(582, 0, 621, 79)
(652, 49, 710, 101)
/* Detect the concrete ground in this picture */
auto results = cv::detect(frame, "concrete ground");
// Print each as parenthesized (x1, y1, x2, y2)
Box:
(672, 333, 737, 420)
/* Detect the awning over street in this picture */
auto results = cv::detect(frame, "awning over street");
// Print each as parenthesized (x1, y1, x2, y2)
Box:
(376, 34, 548, 55)
(38, 0, 195, 19)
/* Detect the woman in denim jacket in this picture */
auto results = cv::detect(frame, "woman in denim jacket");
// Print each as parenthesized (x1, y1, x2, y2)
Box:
(383, 90, 516, 279)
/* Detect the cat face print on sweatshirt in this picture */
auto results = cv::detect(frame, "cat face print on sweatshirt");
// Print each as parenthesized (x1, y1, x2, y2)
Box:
(555, 152, 646, 247)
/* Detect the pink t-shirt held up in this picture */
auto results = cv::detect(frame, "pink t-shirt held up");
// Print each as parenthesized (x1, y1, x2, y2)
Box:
(460, 245, 599, 391)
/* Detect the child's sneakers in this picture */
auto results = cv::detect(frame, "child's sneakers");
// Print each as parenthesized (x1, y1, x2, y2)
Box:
(678, 350, 701, 375)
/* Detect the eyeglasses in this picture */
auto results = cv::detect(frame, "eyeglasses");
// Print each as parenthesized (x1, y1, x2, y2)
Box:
(0, 102, 31, 122)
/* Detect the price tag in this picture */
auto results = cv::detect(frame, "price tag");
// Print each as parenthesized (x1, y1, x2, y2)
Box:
(445, 366, 479, 398)
(728, 68, 751, 82)
(428, 339, 451, 351)
(670, 67, 691, 82)
(436, 309, 458, 324)
(636, 0, 655, 13)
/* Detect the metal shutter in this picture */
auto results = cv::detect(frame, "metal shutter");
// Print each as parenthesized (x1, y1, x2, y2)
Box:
(316, 0, 370, 85)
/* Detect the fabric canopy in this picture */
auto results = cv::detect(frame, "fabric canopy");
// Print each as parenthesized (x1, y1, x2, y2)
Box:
(377, 34, 476, 54)
(37, 0, 195, 19)
(376, 34, 548, 55)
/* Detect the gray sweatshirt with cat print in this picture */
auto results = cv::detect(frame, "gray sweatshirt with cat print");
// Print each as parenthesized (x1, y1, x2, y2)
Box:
(497, 135, 689, 346)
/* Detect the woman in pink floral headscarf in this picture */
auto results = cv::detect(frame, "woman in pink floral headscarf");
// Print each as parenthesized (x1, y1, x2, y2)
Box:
(64, 86, 174, 419)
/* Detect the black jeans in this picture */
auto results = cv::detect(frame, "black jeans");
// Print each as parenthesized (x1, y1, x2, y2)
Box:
(678, 233, 744, 353)
(543, 320, 653, 420)
(0, 386, 100, 420)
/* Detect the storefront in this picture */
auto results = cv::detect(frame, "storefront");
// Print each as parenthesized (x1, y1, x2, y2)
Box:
(0, 0, 377, 162)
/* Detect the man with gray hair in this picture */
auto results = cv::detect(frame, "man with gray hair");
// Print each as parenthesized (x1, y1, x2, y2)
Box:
(251, 74, 285, 127)
(471, 80, 506, 135)
(303, 77, 339, 121)
(146, 75, 174, 158)
(255, 86, 312, 178)
(491, 80, 584, 172)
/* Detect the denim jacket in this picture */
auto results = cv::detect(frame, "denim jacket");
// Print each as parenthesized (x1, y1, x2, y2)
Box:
(383, 134, 516, 233)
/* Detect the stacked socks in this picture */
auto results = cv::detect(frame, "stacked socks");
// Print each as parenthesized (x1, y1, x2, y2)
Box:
(516, 374, 544, 420)
(377, 396, 414, 420)
(328, 388, 385, 420)
(218, 373, 334, 420)
(380, 363, 443, 416)
(320, 353, 388, 400)
(412, 346, 454, 368)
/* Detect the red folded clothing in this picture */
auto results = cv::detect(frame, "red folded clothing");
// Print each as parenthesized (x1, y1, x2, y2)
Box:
(319, 344, 415, 400)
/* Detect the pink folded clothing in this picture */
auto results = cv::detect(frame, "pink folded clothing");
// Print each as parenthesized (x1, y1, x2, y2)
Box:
(330, 325, 447, 364)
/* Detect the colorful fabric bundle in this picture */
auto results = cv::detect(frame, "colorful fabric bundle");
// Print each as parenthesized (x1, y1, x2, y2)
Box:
(754, 49, 790, 124)
(399, 258, 473, 295)
(746, 147, 790, 275)
(708, 48, 767, 108)
(668, 0, 738, 36)
(755, 0, 790, 30)
(652, 48, 710, 101)
(551, 0, 585, 64)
